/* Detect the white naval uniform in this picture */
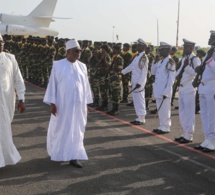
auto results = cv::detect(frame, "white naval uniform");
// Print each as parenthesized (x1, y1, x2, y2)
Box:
(198, 52, 215, 150)
(151, 56, 176, 132)
(121, 51, 148, 122)
(176, 53, 201, 140)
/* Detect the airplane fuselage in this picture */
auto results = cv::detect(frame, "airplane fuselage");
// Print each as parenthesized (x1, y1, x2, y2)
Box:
(0, 13, 58, 36)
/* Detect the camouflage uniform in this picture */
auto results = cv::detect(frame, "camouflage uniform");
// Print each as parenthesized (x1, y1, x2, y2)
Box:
(107, 54, 124, 115)
(89, 47, 103, 107)
(55, 40, 66, 60)
(40, 40, 49, 86)
(56, 46, 66, 60)
(121, 51, 132, 102)
(96, 52, 111, 111)
(80, 40, 92, 65)
(45, 42, 56, 86)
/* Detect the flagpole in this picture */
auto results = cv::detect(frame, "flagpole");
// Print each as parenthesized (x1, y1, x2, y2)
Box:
(157, 19, 159, 46)
(176, 0, 180, 47)
(112, 26, 115, 42)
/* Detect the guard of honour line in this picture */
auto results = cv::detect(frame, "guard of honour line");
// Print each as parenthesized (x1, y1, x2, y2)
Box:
(0, 30, 215, 169)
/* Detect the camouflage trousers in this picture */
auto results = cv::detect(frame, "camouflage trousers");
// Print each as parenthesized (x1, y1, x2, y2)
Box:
(93, 75, 109, 103)
(122, 75, 130, 100)
(90, 76, 99, 103)
(110, 75, 122, 106)
(145, 84, 153, 108)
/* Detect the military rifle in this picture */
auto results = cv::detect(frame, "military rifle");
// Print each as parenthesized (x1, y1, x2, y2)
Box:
(175, 55, 190, 87)
(192, 46, 215, 88)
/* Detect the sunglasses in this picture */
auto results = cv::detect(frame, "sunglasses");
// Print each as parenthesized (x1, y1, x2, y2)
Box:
(0, 41, 5, 44)
(72, 49, 82, 53)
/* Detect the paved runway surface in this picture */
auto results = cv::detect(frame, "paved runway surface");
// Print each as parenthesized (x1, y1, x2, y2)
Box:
(0, 82, 215, 195)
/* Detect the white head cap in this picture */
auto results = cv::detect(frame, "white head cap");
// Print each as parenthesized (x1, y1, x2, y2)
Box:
(0, 33, 3, 40)
(160, 42, 172, 49)
(66, 39, 80, 50)
(137, 38, 147, 46)
(183, 39, 196, 46)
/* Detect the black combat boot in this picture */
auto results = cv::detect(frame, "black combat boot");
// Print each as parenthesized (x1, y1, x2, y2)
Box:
(106, 104, 119, 115)
(92, 99, 100, 108)
(96, 101, 108, 111)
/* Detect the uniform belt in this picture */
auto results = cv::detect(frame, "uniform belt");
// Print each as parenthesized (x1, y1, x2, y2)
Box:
(201, 80, 215, 86)
(133, 88, 145, 93)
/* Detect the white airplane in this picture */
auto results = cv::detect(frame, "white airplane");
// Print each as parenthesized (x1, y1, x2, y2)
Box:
(0, 0, 70, 37)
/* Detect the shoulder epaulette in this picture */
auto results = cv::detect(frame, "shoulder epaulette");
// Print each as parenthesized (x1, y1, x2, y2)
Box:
(169, 58, 175, 65)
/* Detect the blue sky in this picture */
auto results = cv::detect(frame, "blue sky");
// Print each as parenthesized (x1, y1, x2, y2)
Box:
(1, 0, 215, 47)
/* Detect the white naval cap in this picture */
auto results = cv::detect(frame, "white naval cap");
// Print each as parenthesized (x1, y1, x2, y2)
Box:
(210, 30, 215, 36)
(183, 39, 196, 46)
(137, 38, 147, 46)
(0, 33, 2, 40)
(66, 39, 80, 50)
(159, 42, 172, 49)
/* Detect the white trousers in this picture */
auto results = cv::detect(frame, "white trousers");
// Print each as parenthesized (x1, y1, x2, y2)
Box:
(199, 94, 215, 149)
(156, 97, 171, 132)
(132, 90, 146, 122)
(178, 92, 195, 140)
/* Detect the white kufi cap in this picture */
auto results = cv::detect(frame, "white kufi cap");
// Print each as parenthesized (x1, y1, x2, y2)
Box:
(66, 39, 80, 50)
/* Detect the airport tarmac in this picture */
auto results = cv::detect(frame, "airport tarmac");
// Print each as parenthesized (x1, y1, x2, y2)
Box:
(0, 82, 215, 195)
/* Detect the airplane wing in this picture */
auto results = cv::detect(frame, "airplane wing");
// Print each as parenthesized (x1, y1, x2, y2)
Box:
(33, 16, 72, 19)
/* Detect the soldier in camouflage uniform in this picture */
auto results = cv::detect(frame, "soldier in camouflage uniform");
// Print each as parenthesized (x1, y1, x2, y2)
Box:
(45, 38, 56, 86)
(27, 37, 37, 82)
(19, 37, 29, 79)
(3, 35, 13, 53)
(55, 38, 66, 60)
(121, 43, 132, 103)
(89, 42, 103, 107)
(80, 40, 92, 66)
(39, 38, 49, 86)
(107, 45, 124, 115)
(96, 44, 111, 111)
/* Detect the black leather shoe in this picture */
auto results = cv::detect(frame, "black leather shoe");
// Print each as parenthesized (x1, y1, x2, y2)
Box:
(179, 138, 192, 144)
(175, 137, 184, 142)
(130, 120, 136, 124)
(132, 121, 144, 125)
(70, 160, 83, 168)
(154, 129, 169, 134)
(194, 145, 205, 150)
(203, 148, 215, 153)
(153, 129, 159, 132)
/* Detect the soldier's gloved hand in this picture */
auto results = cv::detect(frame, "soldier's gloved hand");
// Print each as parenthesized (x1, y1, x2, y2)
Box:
(163, 95, 167, 99)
